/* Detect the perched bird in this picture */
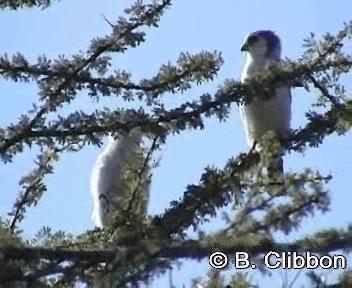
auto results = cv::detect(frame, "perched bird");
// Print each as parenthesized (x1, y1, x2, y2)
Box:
(239, 30, 291, 174)
(90, 129, 150, 228)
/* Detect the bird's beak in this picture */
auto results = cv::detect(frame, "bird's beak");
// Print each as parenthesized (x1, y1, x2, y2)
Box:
(241, 43, 249, 52)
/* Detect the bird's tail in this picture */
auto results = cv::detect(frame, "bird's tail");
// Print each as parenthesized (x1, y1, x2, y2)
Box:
(277, 157, 284, 174)
(266, 156, 287, 196)
(91, 203, 105, 228)
(267, 156, 284, 177)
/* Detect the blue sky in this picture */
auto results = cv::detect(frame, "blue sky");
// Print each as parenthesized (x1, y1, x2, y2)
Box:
(1, 0, 352, 287)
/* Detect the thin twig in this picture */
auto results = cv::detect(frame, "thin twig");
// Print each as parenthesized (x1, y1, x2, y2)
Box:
(9, 145, 68, 233)
(101, 14, 114, 29)
(308, 73, 343, 108)
(126, 134, 160, 215)
(0, 0, 171, 154)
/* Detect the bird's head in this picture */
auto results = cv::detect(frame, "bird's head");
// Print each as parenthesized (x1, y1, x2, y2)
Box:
(241, 30, 281, 61)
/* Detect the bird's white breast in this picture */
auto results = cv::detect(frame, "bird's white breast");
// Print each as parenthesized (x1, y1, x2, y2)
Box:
(240, 57, 291, 147)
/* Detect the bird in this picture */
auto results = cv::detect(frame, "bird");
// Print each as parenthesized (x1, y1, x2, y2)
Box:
(90, 129, 150, 228)
(239, 30, 291, 174)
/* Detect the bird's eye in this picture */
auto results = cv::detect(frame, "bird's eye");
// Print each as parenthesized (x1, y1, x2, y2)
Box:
(247, 35, 259, 44)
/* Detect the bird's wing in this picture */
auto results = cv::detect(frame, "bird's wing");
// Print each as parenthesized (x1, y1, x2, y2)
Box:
(90, 130, 149, 228)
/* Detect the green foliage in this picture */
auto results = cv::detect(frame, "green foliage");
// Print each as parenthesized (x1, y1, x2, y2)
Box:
(192, 271, 255, 288)
(203, 270, 226, 288)
(0, 0, 59, 10)
(339, 270, 352, 287)
(0, 0, 351, 287)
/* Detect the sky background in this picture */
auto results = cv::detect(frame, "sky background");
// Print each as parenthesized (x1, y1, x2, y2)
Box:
(1, 0, 352, 287)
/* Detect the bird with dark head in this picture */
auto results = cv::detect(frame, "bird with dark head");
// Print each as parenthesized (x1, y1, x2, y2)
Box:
(241, 30, 282, 61)
(239, 30, 291, 176)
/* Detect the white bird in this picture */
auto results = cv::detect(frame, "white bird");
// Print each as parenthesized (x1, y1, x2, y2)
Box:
(90, 129, 150, 228)
(239, 30, 291, 174)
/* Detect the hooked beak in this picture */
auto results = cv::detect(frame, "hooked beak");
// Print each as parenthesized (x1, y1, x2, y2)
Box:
(241, 43, 249, 52)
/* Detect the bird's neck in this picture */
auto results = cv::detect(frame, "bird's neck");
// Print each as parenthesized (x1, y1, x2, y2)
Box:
(241, 55, 278, 81)
(241, 56, 267, 80)
(247, 54, 270, 66)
